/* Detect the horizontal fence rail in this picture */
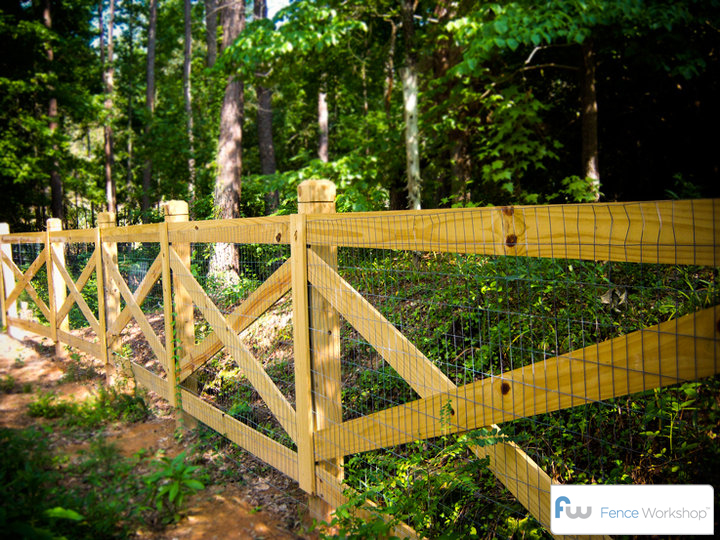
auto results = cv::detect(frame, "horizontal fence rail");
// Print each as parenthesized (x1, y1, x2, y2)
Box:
(1, 187, 718, 539)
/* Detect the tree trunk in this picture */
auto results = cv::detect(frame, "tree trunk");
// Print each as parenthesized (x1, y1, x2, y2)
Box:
(126, 7, 134, 197)
(142, 0, 157, 216)
(44, 0, 63, 221)
(205, 0, 217, 68)
(254, 0, 278, 213)
(184, 0, 196, 200)
(318, 85, 329, 163)
(581, 40, 600, 202)
(402, 0, 421, 210)
(101, 0, 117, 213)
(210, 0, 245, 278)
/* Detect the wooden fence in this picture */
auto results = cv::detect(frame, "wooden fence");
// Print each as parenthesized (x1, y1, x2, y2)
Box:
(1, 181, 718, 539)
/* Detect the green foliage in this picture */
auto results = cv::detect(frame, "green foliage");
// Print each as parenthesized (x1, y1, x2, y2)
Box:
(0, 427, 207, 539)
(143, 451, 206, 524)
(28, 385, 149, 428)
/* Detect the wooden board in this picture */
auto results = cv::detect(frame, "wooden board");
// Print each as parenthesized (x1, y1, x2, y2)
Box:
(305, 199, 719, 266)
(7, 317, 53, 338)
(130, 361, 170, 401)
(291, 214, 315, 493)
(100, 222, 163, 243)
(179, 260, 292, 380)
(167, 216, 290, 245)
(180, 390, 299, 481)
(49, 229, 96, 243)
(104, 248, 167, 366)
(57, 329, 102, 359)
(315, 305, 720, 460)
(170, 248, 298, 442)
(0, 232, 46, 243)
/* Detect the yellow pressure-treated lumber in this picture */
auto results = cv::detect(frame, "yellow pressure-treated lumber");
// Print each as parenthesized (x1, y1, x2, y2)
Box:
(105, 254, 162, 340)
(103, 246, 167, 366)
(291, 214, 315, 494)
(7, 317, 53, 339)
(307, 249, 453, 398)
(160, 222, 175, 406)
(169, 248, 298, 442)
(130, 361, 171, 401)
(305, 199, 719, 266)
(99, 222, 163, 243)
(178, 260, 292, 381)
(98, 212, 121, 359)
(315, 305, 720, 460)
(298, 180, 343, 514)
(180, 390, 299, 481)
(50, 249, 101, 337)
(49, 228, 96, 243)
(45, 219, 63, 346)
(55, 249, 98, 324)
(0, 224, 7, 328)
(0, 231, 46, 243)
(94, 227, 110, 382)
(167, 215, 290, 244)
(0, 224, 20, 339)
(57, 329, 103, 359)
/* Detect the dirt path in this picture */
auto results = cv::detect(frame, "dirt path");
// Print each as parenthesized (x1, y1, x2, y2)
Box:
(0, 331, 312, 540)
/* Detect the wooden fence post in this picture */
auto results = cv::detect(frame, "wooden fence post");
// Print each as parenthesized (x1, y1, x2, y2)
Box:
(297, 179, 342, 521)
(98, 212, 120, 377)
(46, 218, 67, 358)
(0, 223, 18, 337)
(163, 201, 196, 427)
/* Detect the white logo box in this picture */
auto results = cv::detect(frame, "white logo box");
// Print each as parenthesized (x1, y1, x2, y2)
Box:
(551, 484, 714, 535)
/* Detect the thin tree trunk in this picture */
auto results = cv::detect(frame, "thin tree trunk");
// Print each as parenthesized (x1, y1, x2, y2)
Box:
(581, 40, 600, 202)
(100, 0, 117, 213)
(126, 5, 134, 197)
(184, 0, 196, 200)
(254, 0, 278, 213)
(402, 0, 421, 210)
(318, 84, 329, 162)
(205, 0, 217, 67)
(44, 0, 63, 220)
(142, 0, 157, 216)
(210, 0, 245, 278)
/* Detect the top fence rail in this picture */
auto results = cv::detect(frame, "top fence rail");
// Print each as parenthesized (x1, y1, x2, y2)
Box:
(5, 199, 715, 265)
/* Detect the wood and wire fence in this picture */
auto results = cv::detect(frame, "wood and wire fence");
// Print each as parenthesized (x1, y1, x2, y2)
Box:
(2, 181, 718, 538)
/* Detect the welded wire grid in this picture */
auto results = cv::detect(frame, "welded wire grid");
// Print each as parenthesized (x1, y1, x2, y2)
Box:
(111, 242, 166, 377)
(181, 241, 297, 476)
(307, 205, 719, 538)
(9, 242, 50, 326)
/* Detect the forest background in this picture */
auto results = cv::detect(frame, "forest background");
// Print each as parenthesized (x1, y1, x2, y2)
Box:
(1, 0, 719, 234)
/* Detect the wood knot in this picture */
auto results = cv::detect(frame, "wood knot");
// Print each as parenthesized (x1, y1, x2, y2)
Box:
(716, 318, 720, 334)
(501, 206, 514, 216)
(275, 232, 282, 243)
(194, 225, 199, 230)
(505, 234, 517, 247)
(500, 381, 511, 395)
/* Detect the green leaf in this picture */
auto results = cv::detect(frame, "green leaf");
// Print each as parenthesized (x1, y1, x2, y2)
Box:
(169, 482, 179, 503)
(507, 37, 519, 51)
(494, 19, 508, 34)
(45, 507, 85, 521)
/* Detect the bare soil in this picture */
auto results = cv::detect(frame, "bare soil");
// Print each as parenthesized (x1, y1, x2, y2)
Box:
(0, 330, 315, 540)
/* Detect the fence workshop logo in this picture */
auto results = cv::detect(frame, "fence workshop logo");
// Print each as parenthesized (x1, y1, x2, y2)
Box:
(554, 496, 592, 520)
(550, 485, 714, 535)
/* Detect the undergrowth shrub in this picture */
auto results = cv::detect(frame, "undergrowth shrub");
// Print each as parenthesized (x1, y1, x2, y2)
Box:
(0, 428, 206, 539)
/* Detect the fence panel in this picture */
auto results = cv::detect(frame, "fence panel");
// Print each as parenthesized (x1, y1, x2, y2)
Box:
(306, 202, 719, 537)
(168, 219, 299, 482)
